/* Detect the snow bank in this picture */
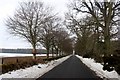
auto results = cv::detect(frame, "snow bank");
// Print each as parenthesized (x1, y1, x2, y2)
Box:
(76, 55, 120, 80)
(0, 55, 71, 79)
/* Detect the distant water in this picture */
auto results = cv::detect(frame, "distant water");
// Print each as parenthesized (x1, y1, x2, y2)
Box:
(0, 53, 47, 57)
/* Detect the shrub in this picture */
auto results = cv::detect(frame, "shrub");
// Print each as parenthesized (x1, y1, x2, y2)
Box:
(2, 58, 44, 74)
(102, 52, 120, 75)
(115, 64, 120, 75)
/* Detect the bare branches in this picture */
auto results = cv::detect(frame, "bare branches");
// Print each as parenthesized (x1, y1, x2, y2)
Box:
(6, 1, 55, 59)
(66, 0, 120, 57)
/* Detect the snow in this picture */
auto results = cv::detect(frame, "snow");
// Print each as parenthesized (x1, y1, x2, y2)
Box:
(1, 54, 119, 79)
(76, 55, 120, 80)
(0, 55, 71, 79)
(0, 53, 53, 57)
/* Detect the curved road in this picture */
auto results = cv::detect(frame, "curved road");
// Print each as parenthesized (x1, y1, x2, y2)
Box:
(37, 55, 102, 80)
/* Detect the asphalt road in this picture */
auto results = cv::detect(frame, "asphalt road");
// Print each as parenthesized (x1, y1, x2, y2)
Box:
(37, 55, 102, 80)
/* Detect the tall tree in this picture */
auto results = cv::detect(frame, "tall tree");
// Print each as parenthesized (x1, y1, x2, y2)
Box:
(6, 1, 53, 59)
(69, 0, 120, 56)
(40, 17, 62, 58)
(65, 11, 95, 56)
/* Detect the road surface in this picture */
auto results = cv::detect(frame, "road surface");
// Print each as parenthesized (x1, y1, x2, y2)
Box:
(37, 55, 102, 80)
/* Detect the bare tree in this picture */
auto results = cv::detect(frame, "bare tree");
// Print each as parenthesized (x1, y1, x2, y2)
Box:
(69, 0, 120, 56)
(40, 16, 62, 58)
(52, 28, 73, 56)
(65, 11, 96, 56)
(6, 1, 53, 59)
(60, 34, 73, 55)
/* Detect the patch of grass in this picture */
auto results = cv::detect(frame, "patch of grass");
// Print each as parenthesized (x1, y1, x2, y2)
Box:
(1, 56, 45, 74)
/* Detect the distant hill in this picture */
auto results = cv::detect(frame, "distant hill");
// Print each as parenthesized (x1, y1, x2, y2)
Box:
(0, 48, 47, 54)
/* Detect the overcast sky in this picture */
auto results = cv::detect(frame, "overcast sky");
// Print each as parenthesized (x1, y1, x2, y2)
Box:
(0, 0, 69, 49)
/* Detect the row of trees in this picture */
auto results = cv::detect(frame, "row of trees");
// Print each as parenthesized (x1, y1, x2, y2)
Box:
(65, 0, 120, 74)
(6, 1, 73, 59)
(6, 0, 120, 74)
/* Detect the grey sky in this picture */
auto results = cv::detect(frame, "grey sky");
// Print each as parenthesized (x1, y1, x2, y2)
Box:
(0, 0, 69, 49)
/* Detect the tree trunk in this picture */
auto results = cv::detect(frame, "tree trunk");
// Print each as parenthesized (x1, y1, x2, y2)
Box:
(32, 48, 36, 59)
(104, 27, 111, 56)
(46, 49, 49, 59)
(56, 48, 58, 57)
(104, 2, 113, 56)
(52, 46, 54, 57)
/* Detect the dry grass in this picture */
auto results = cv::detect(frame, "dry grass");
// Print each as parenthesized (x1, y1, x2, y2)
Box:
(1, 56, 46, 64)
(0, 55, 58, 74)
(0, 56, 48, 74)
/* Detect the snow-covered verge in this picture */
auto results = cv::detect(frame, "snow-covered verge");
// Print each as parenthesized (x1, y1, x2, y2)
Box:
(0, 55, 71, 79)
(76, 55, 120, 80)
